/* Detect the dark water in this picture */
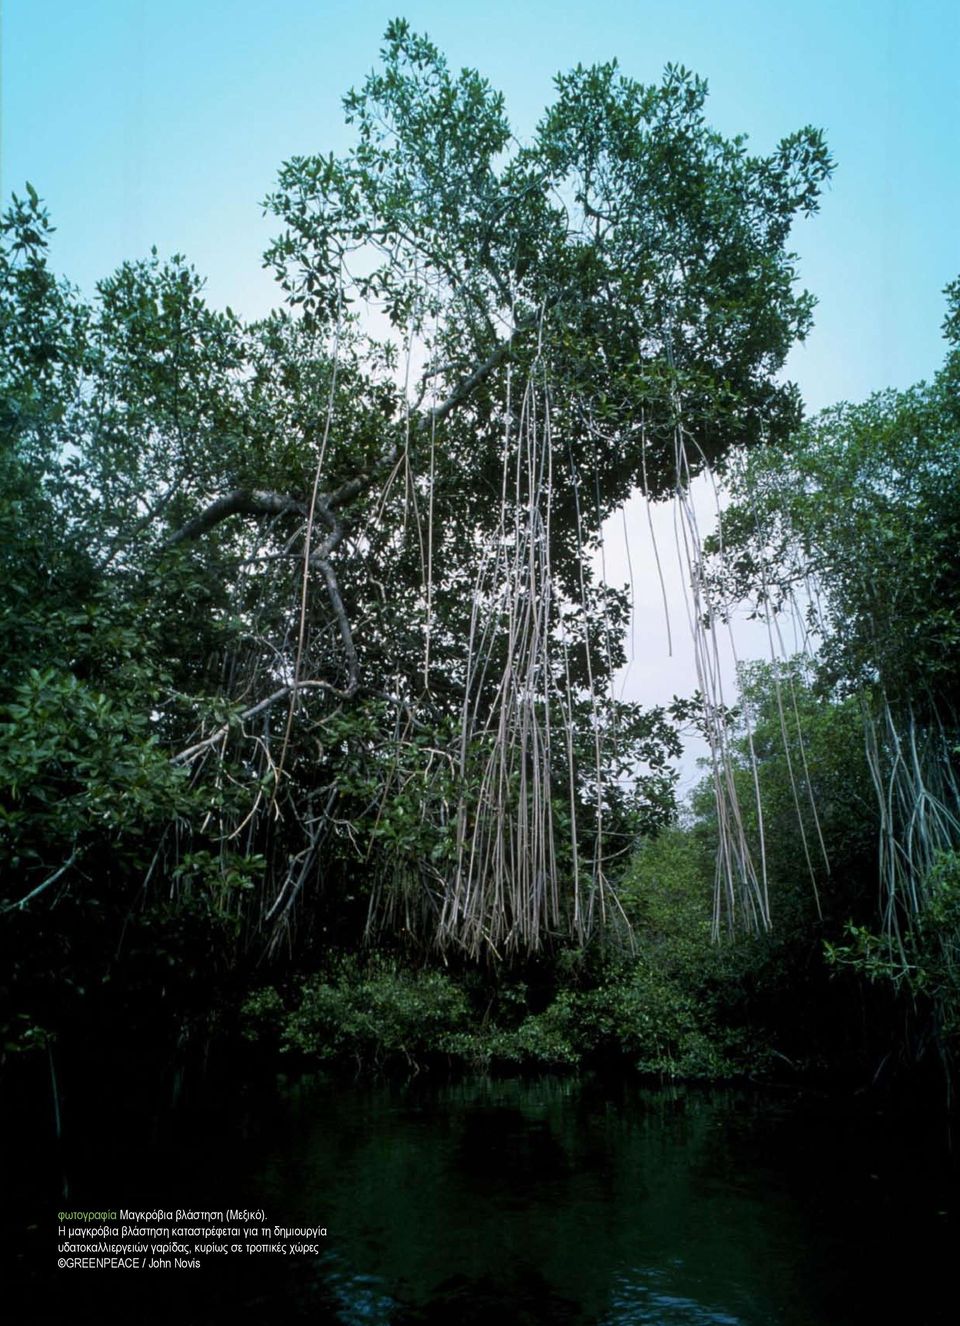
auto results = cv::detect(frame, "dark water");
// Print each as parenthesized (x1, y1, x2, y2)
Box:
(6, 1071, 958, 1323)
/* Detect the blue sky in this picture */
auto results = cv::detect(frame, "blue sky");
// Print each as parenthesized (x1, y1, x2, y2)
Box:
(4, 0, 958, 411)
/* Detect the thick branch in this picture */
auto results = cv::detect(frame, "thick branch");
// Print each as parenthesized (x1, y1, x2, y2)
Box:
(312, 555, 359, 688)
(166, 489, 308, 546)
(421, 328, 520, 430)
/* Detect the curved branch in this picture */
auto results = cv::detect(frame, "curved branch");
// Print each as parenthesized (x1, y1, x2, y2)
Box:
(312, 554, 359, 687)
(420, 315, 536, 429)
(166, 489, 308, 546)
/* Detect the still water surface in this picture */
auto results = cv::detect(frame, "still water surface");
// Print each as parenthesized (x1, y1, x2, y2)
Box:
(250, 1075, 955, 1325)
(15, 1072, 959, 1323)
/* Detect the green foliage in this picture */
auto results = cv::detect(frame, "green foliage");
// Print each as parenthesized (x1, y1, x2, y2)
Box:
(700, 289, 960, 1086)
(245, 940, 746, 1079)
(826, 850, 960, 1067)
(698, 659, 878, 928)
(707, 300, 960, 716)
(533, 970, 740, 1078)
(619, 828, 715, 957)
(0, 667, 191, 860)
(264, 963, 470, 1067)
(267, 20, 832, 508)
(610, 664, 897, 1081)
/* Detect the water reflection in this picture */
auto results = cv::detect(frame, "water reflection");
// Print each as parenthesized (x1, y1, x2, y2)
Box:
(248, 1078, 858, 1324)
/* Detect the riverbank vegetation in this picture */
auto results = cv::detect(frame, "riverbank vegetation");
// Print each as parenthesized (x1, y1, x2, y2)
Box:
(2, 23, 958, 1112)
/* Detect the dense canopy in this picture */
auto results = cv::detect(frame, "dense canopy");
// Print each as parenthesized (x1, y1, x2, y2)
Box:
(0, 25, 833, 967)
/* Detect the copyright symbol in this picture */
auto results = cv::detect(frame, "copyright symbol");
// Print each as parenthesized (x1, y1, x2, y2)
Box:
(58, 1258, 66, 1268)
